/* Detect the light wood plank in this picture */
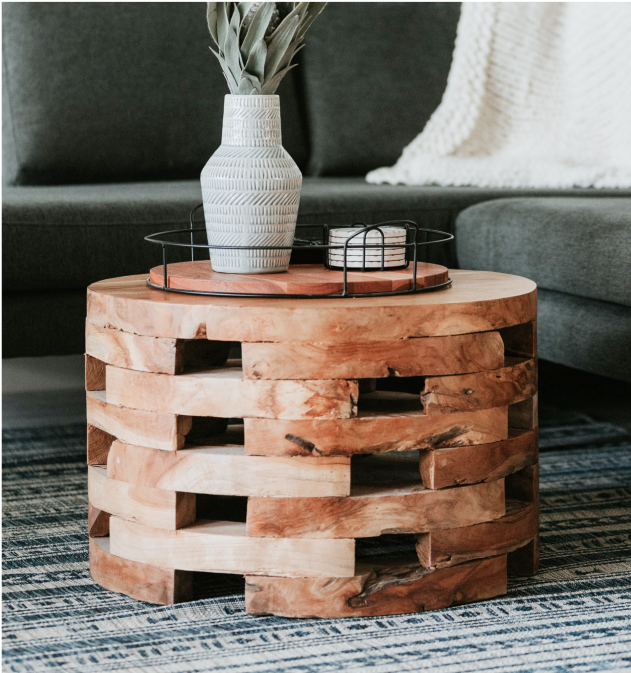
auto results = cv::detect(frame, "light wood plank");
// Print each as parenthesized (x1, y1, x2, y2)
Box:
(500, 320, 537, 358)
(509, 393, 539, 430)
(105, 363, 358, 420)
(416, 500, 538, 568)
(107, 440, 351, 498)
(247, 480, 505, 538)
(86, 321, 230, 374)
(85, 354, 106, 391)
(505, 464, 539, 503)
(422, 358, 537, 414)
(244, 407, 508, 457)
(90, 537, 192, 605)
(88, 466, 196, 530)
(242, 332, 505, 380)
(87, 271, 537, 342)
(507, 536, 539, 576)
(419, 428, 538, 489)
(109, 517, 356, 578)
(245, 555, 507, 618)
(86, 390, 191, 451)
(87, 423, 116, 465)
(88, 502, 110, 537)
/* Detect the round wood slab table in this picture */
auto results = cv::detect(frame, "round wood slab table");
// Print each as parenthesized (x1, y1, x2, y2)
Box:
(86, 268, 539, 617)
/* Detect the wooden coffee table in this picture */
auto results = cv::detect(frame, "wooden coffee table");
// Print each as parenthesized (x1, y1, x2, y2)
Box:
(85, 268, 538, 618)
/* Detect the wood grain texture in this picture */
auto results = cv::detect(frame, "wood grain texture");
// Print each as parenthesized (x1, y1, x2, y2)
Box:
(505, 464, 539, 503)
(87, 423, 116, 465)
(419, 428, 538, 490)
(246, 480, 505, 539)
(150, 261, 449, 296)
(88, 466, 196, 530)
(86, 321, 230, 375)
(422, 358, 537, 414)
(107, 440, 350, 498)
(105, 364, 359, 420)
(109, 517, 356, 578)
(245, 555, 507, 618)
(86, 390, 191, 451)
(88, 502, 111, 537)
(242, 332, 505, 380)
(507, 536, 539, 576)
(90, 537, 193, 605)
(87, 271, 536, 342)
(416, 500, 538, 568)
(244, 407, 508, 457)
(85, 354, 106, 391)
(509, 393, 539, 430)
(500, 320, 537, 358)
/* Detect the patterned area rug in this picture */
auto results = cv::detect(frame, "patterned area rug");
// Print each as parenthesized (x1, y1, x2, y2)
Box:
(3, 411, 631, 673)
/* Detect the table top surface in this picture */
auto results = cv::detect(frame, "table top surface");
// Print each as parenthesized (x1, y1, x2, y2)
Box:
(87, 269, 537, 342)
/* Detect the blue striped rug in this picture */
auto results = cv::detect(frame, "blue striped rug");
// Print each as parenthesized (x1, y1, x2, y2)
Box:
(3, 412, 631, 672)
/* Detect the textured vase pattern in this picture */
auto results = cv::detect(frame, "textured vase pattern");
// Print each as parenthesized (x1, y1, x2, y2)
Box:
(201, 95, 302, 274)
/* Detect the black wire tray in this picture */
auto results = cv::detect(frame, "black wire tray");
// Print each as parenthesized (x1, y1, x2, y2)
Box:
(144, 204, 454, 299)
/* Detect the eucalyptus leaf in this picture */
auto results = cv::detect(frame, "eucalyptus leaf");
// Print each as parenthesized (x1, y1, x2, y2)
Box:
(210, 46, 239, 93)
(296, 2, 327, 40)
(217, 3, 229, 53)
(264, 15, 299, 80)
(277, 39, 305, 72)
(244, 38, 267, 83)
(241, 72, 263, 94)
(240, 3, 274, 63)
(261, 63, 297, 94)
(224, 25, 244, 82)
(237, 2, 254, 19)
(207, 2, 219, 45)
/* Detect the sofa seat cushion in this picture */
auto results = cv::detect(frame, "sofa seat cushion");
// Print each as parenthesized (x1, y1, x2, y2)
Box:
(456, 197, 631, 307)
(4, 180, 629, 292)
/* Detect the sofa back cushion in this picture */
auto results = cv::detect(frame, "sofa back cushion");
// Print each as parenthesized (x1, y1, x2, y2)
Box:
(2, 2, 308, 185)
(300, 2, 460, 176)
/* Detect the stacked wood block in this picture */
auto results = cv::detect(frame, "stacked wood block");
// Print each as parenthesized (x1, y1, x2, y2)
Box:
(86, 270, 539, 618)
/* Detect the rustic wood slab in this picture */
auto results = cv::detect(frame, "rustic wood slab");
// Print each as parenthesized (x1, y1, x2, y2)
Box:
(509, 393, 539, 430)
(86, 321, 230, 375)
(245, 555, 507, 618)
(105, 363, 358, 420)
(416, 500, 538, 569)
(149, 261, 449, 296)
(88, 466, 196, 530)
(422, 358, 537, 414)
(87, 424, 116, 465)
(90, 537, 193, 605)
(244, 406, 508, 457)
(246, 480, 505, 539)
(507, 536, 539, 576)
(109, 517, 355, 578)
(107, 440, 351, 498)
(85, 354, 106, 391)
(87, 271, 536, 342)
(88, 502, 111, 537)
(419, 428, 538, 490)
(505, 464, 539, 503)
(86, 390, 192, 451)
(500, 320, 537, 358)
(241, 332, 505, 380)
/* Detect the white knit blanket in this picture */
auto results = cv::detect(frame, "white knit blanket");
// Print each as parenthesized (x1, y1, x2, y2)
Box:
(367, 2, 631, 189)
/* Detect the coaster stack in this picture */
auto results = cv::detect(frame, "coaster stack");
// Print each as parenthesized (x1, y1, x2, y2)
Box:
(86, 268, 539, 618)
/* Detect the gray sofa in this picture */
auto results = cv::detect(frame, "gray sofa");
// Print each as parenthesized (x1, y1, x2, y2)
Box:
(3, 3, 630, 380)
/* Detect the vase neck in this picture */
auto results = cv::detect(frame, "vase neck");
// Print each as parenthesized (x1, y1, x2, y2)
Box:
(221, 95, 282, 147)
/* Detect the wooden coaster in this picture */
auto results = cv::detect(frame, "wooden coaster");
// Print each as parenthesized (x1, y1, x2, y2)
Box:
(149, 261, 449, 296)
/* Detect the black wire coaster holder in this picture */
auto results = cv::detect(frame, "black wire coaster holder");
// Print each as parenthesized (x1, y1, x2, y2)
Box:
(145, 203, 454, 299)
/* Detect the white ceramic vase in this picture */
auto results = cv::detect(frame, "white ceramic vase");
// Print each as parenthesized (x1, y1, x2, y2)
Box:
(200, 95, 302, 274)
